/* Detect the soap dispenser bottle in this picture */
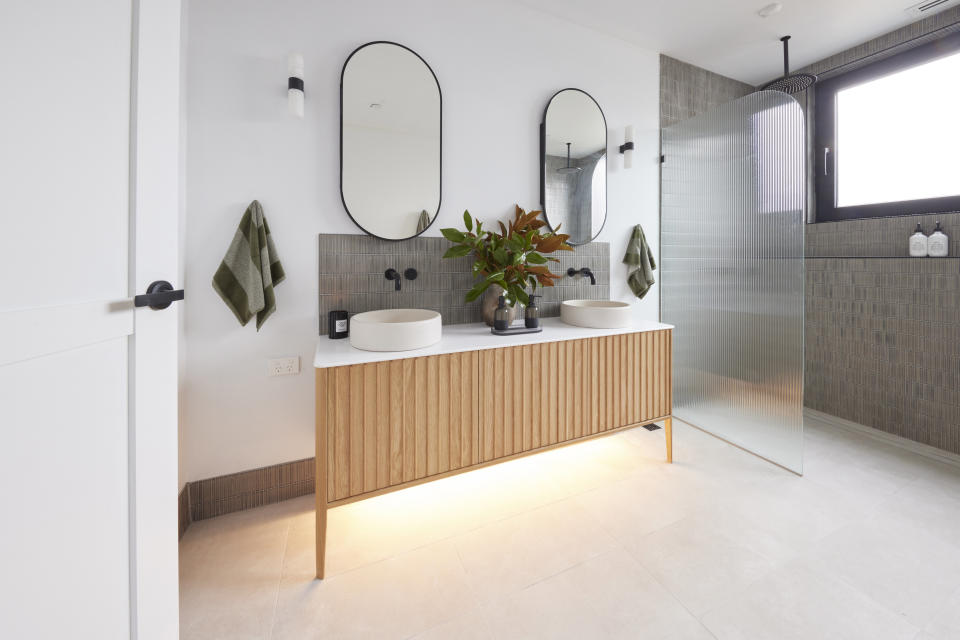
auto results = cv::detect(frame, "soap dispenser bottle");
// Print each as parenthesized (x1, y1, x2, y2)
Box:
(494, 296, 511, 331)
(909, 223, 928, 257)
(525, 295, 541, 329)
(928, 221, 949, 257)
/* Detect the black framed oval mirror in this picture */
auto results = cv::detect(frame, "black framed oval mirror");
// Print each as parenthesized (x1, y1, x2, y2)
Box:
(540, 88, 607, 245)
(340, 41, 441, 240)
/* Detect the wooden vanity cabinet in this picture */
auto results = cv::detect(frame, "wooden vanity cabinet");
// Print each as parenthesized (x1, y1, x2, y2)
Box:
(315, 329, 672, 578)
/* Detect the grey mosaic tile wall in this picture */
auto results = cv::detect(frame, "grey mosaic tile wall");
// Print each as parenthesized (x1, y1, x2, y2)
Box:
(659, 55, 753, 129)
(805, 256, 960, 454)
(317, 234, 609, 334)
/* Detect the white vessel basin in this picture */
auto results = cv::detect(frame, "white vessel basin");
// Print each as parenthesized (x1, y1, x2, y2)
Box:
(349, 309, 442, 352)
(560, 299, 632, 329)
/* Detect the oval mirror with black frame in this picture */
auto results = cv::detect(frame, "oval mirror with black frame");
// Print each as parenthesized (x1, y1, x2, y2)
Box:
(341, 41, 441, 240)
(540, 88, 607, 245)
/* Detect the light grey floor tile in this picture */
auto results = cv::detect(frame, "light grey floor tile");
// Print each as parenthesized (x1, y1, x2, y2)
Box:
(805, 512, 960, 628)
(700, 560, 919, 640)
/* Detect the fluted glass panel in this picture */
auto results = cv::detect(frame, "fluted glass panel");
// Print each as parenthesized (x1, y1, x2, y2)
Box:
(661, 91, 805, 473)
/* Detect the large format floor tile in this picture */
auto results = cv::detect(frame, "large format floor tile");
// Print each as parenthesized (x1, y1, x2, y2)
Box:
(700, 560, 919, 640)
(180, 419, 960, 638)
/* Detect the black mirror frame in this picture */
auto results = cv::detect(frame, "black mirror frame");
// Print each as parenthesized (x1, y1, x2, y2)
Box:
(340, 41, 442, 241)
(539, 88, 608, 246)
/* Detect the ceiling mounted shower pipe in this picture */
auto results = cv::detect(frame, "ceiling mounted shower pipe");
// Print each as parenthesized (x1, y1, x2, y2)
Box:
(761, 35, 818, 94)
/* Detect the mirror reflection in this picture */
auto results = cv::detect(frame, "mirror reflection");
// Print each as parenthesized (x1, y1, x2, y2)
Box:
(341, 42, 441, 240)
(541, 89, 607, 245)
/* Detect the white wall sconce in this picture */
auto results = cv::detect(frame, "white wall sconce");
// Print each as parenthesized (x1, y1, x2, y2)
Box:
(288, 53, 304, 118)
(619, 125, 634, 169)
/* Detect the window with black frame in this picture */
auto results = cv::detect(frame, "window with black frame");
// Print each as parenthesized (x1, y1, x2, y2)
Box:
(814, 33, 960, 222)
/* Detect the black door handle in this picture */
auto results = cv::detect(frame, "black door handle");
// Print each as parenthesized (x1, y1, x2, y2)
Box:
(134, 280, 185, 310)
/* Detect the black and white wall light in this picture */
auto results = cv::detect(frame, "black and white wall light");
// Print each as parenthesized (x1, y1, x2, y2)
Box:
(288, 53, 304, 118)
(619, 125, 634, 169)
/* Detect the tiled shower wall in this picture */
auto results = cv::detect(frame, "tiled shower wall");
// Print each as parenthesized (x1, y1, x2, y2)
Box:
(317, 234, 609, 334)
(659, 55, 753, 129)
(805, 216, 960, 455)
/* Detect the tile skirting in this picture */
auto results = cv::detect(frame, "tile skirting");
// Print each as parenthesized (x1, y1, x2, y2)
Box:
(805, 408, 960, 469)
(186, 458, 315, 523)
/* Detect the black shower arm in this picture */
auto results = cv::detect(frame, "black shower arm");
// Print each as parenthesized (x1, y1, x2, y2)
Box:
(781, 35, 791, 77)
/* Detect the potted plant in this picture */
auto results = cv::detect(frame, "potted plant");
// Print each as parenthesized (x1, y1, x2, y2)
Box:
(441, 205, 573, 326)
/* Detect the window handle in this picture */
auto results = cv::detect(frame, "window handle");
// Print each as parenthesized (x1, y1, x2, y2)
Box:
(823, 147, 831, 176)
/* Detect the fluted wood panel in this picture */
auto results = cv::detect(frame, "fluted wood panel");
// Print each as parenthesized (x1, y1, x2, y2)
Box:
(321, 351, 479, 501)
(315, 330, 672, 579)
(478, 331, 672, 463)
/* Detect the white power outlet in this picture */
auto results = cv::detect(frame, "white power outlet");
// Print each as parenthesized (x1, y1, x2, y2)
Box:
(267, 356, 300, 377)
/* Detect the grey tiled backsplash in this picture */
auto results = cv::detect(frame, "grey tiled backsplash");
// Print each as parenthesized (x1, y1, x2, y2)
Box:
(317, 234, 610, 334)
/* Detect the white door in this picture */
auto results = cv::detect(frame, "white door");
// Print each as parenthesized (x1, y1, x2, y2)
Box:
(0, 1, 181, 638)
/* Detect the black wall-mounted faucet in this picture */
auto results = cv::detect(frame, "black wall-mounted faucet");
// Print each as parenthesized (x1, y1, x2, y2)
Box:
(567, 267, 596, 285)
(385, 268, 419, 291)
(385, 268, 402, 291)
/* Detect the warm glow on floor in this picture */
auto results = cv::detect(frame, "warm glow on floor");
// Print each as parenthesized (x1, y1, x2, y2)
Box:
(322, 430, 666, 574)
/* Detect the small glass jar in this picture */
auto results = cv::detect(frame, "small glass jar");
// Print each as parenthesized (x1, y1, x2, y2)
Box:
(494, 296, 511, 331)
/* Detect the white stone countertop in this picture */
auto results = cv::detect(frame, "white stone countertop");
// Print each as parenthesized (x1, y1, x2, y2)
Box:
(314, 317, 673, 369)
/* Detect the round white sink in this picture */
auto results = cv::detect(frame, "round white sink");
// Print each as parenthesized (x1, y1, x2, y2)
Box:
(560, 299, 632, 329)
(349, 309, 442, 352)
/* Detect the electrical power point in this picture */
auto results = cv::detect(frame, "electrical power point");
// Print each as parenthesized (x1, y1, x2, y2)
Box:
(267, 356, 300, 377)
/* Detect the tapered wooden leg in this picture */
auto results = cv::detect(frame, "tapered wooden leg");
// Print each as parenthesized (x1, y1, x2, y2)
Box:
(664, 417, 673, 463)
(316, 369, 329, 579)
(316, 498, 327, 579)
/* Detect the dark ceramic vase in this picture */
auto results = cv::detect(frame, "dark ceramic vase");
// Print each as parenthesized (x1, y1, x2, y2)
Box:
(480, 285, 518, 327)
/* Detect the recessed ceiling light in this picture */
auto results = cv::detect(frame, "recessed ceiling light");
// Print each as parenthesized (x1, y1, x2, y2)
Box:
(758, 2, 783, 17)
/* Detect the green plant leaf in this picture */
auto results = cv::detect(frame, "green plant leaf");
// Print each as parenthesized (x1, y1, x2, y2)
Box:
(463, 210, 473, 232)
(526, 252, 547, 264)
(440, 228, 465, 243)
(464, 281, 489, 303)
(484, 271, 505, 283)
(492, 247, 508, 265)
(443, 245, 473, 259)
(510, 285, 529, 306)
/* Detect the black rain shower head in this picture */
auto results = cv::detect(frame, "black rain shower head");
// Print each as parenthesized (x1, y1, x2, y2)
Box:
(556, 142, 583, 174)
(761, 35, 817, 94)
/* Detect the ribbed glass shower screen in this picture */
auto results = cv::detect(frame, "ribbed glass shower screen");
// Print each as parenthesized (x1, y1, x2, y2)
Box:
(661, 91, 805, 474)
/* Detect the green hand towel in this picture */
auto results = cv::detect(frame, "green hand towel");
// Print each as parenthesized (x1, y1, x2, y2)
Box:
(622, 224, 656, 299)
(415, 209, 431, 234)
(212, 200, 286, 330)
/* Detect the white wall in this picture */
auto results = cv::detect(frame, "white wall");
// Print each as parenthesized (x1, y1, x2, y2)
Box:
(183, 0, 661, 481)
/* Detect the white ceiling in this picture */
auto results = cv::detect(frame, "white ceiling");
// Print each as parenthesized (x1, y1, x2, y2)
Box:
(517, 0, 958, 85)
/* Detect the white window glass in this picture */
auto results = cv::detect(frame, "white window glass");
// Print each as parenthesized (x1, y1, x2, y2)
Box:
(836, 50, 960, 207)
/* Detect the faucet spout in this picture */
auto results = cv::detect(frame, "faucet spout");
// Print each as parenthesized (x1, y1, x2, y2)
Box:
(567, 267, 596, 285)
(385, 268, 402, 291)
